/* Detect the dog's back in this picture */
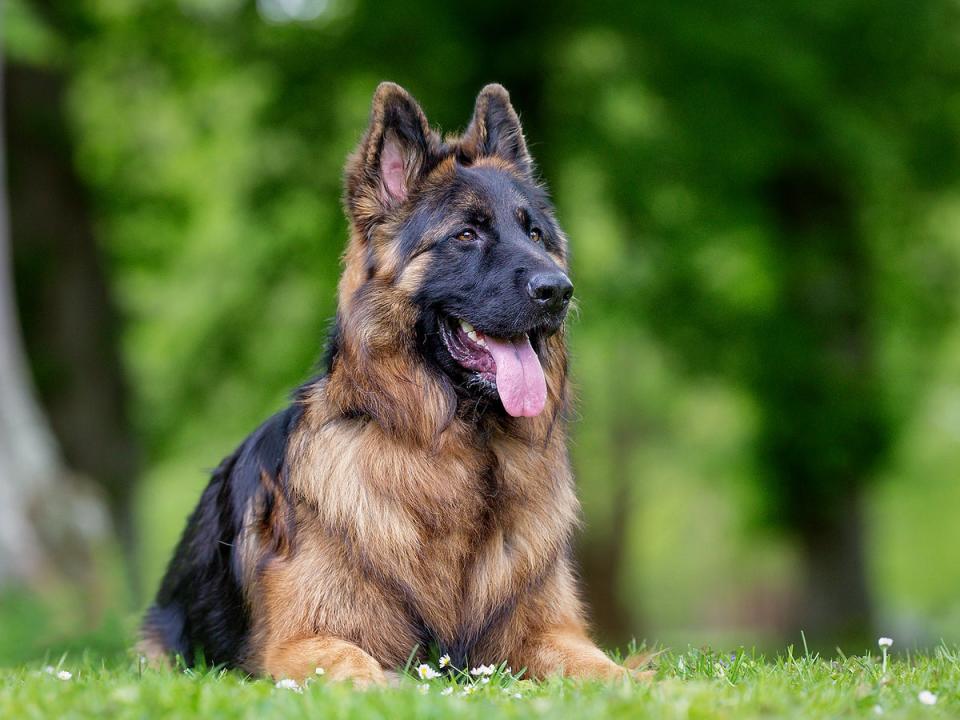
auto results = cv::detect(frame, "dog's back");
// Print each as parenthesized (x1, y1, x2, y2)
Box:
(141, 404, 302, 666)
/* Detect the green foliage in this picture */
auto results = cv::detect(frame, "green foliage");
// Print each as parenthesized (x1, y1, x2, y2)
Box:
(551, 0, 960, 528)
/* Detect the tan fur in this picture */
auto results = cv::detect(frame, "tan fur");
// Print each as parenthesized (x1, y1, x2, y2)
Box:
(136, 633, 173, 669)
(261, 636, 388, 687)
(215, 83, 636, 685)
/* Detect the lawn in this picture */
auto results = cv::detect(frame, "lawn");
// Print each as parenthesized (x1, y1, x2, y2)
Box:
(1, 644, 957, 719)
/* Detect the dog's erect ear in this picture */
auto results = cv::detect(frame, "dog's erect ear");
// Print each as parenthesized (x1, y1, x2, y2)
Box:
(345, 83, 435, 226)
(461, 84, 532, 174)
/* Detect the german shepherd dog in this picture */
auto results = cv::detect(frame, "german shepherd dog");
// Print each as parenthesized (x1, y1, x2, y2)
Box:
(141, 83, 636, 685)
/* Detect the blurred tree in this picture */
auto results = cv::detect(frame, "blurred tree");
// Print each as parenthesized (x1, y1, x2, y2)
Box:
(549, 0, 960, 645)
(754, 166, 882, 643)
(0, 35, 106, 594)
(4, 0, 142, 602)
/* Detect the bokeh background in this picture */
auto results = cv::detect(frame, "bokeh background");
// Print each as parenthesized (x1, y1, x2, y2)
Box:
(2, 0, 959, 667)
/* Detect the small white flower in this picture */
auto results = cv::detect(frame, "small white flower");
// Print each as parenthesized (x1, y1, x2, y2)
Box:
(57, 671, 72, 681)
(505, 667, 512, 675)
(416, 663, 441, 680)
(275, 678, 301, 692)
(918, 691, 938, 706)
(878, 637, 894, 648)
(315, 667, 325, 676)
(481, 677, 490, 684)
(470, 664, 495, 676)
(418, 683, 430, 694)
(43, 666, 55, 675)
(513, 693, 523, 699)
(438, 654, 450, 668)
(460, 685, 475, 696)
(440, 687, 454, 696)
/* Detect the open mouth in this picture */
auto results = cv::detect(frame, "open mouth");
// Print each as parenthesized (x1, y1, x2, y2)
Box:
(439, 317, 547, 418)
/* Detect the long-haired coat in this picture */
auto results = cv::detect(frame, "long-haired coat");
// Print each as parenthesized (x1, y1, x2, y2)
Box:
(141, 82, 635, 685)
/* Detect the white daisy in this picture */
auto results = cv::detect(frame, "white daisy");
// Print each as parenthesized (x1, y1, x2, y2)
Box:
(918, 691, 937, 706)
(878, 637, 893, 648)
(438, 654, 451, 668)
(275, 678, 301, 692)
(57, 670, 72, 681)
(416, 663, 441, 680)
(315, 667, 325, 676)
(440, 687, 454, 696)
(470, 664, 495, 676)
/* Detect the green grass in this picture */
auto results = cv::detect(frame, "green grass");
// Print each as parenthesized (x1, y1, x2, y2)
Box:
(1, 644, 958, 719)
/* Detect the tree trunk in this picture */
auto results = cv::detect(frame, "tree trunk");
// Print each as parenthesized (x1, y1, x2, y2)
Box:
(577, 349, 643, 646)
(0, 47, 107, 591)
(578, 449, 634, 646)
(793, 486, 873, 646)
(758, 165, 883, 649)
(5, 54, 142, 603)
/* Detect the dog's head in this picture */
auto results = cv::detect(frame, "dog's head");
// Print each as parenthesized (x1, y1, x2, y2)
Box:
(335, 83, 571, 428)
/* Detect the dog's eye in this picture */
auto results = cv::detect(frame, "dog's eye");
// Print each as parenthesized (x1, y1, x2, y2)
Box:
(455, 229, 477, 242)
(529, 227, 543, 244)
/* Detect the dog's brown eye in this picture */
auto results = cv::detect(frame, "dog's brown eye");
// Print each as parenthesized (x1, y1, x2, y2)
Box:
(529, 227, 543, 244)
(455, 229, 476, 242)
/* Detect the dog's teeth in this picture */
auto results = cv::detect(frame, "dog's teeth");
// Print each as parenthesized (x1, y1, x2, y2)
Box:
(458, 319, 486, 346)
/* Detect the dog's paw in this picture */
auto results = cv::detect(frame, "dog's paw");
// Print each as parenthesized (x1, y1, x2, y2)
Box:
(324, 650, 388, 689)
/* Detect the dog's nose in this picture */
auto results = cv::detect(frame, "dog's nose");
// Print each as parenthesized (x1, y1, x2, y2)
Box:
(527, 272, 574, 314)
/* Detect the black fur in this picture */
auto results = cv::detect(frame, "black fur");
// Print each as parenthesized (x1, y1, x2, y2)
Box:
(142, 402, 303, 667)
(409, 164, 567, 402)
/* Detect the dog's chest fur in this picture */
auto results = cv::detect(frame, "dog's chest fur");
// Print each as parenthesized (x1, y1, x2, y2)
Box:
(245, 391, 578, 669)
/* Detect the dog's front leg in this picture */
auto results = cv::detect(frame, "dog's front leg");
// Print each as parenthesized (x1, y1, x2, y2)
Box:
(260, 635, 388, 687)
(520, 623, 642, 681)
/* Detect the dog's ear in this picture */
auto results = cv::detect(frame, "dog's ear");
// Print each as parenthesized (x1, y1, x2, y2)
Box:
(461, 84, 532, 174)
(345, 82, 436, 227)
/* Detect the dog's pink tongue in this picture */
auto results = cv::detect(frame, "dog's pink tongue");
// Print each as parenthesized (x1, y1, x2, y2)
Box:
(483, 334, 547, 418)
